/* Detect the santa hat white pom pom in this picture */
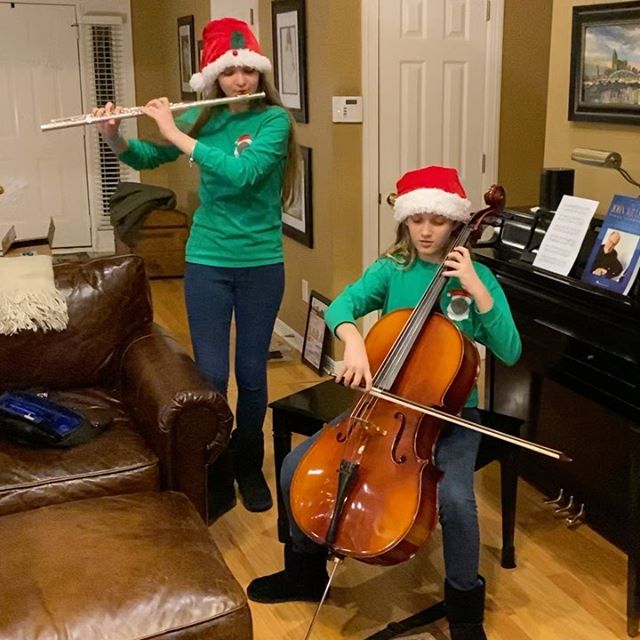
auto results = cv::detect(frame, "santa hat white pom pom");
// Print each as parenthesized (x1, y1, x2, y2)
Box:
(392, 166, 472, 223)
(189, 73, 207, 93)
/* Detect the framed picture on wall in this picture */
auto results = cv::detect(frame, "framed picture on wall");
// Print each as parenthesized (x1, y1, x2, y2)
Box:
(282, 145, 313, 247)
(301, 291, 331, 374)
(271, 0, 308, 123)
(177, 15, 197, 100)
(196, 39, 204, 99)
(569, 2, 640, 125)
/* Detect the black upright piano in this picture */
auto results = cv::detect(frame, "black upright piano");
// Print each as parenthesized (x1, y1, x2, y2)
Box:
(474, 207, 640, 636)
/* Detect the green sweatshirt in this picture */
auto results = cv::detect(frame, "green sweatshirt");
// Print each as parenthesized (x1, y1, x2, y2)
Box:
(325, 256, 522, 407)
(117, 104, 291, 267)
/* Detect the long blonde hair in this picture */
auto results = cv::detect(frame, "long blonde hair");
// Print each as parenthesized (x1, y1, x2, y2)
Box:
(383, 222, 419, 267)
(185, 74, 300, 209)
(383, 219, 464, 267)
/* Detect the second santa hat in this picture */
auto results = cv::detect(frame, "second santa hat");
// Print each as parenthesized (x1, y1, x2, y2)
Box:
(190, 17, 272, 94)
(393, 166, 472, 223)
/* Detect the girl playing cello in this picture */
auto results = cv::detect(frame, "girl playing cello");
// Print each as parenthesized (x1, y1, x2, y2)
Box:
(248, 166, 521, 640)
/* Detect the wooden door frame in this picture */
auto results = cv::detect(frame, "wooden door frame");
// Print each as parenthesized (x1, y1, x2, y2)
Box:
(361, 0, 505, 312)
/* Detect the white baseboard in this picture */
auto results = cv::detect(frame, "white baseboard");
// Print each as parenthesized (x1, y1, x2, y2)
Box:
(273, 317, 338, 376)
(273, 317, 303, 353)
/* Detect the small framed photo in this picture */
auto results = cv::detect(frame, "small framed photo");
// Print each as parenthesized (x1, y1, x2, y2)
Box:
(569, 2, 640, 125)
(301, 291, 331, 374)
(272, 0, 308, 123)
(282, 145, 313, 247)
(177, 15, 197, 100)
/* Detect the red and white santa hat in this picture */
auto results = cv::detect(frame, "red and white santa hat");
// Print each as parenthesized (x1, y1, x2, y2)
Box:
(393, 166, 472, 223)
(190, 17, 272, 93)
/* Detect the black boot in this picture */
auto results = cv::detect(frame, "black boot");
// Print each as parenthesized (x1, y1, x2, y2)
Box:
(445, 576, 488, 640)
(247, 543, 329, 603)
(234, 436, 273, 512)
(207, 447, 237, 522)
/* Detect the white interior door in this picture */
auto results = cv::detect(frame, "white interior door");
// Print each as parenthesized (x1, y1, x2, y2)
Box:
(0, 2, 91, 248)
(210, 0, 259, 36)
(378, 0, 490, 253)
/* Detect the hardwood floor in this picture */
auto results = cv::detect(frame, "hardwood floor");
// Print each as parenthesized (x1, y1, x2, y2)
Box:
(151, 278, 628, 640)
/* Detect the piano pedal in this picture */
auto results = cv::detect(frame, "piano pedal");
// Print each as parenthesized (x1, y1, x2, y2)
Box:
(554, 495, 575, 515)
(543, 488, 564, 505)
(566, 503, 586, 528)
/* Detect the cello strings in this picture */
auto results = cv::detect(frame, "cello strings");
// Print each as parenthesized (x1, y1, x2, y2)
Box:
(374, 224, 473, 389)
(343, 393, 378, 464)
(338, 221, 474, 467)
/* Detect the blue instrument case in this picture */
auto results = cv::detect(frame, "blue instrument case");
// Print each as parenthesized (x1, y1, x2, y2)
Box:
(0, 392, 108, 448)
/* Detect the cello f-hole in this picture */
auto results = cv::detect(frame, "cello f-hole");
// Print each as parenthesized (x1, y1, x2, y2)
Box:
(391, 411, 408, 464)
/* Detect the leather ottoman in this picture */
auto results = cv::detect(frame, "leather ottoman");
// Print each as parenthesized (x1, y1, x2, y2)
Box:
(0, 492, 252, 640)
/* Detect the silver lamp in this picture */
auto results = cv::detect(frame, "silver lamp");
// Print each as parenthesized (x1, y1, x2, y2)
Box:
(571, 147, 640, 190)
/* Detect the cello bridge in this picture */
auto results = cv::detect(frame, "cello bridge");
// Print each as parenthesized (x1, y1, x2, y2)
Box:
(349, 416, 388, 437)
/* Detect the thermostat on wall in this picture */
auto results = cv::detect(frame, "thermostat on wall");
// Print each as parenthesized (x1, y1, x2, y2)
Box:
(332, 96, 363, 123)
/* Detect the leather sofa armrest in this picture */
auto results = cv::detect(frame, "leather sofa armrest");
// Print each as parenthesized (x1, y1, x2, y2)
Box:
(118, 324, 233, 521)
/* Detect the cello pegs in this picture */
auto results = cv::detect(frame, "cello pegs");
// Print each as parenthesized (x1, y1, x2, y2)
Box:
(543, 488, 564, 505)
(566, 503, 586, 529)
(554, 495, 575, 515)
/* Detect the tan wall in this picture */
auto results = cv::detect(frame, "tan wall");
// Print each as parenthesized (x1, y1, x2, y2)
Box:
(131, 0, 210, 211)
(132, 1, 599, 338)
(498, 0, 553, 207)
(259, 0, 362, 338)
(130, 0, 361, 339)
(544, 0, 640, 216)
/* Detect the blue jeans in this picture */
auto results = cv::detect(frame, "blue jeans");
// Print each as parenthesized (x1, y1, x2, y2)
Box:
(184, 262, 284, 463)
(281, 406, 482, 591)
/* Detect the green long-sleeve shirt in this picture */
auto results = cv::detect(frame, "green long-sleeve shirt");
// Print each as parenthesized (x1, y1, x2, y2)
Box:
(117, 104, 291, 267)
(325, 256, 522, 408)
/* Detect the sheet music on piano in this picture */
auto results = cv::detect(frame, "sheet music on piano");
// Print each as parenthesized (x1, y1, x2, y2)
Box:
(532, 195, 599, 276)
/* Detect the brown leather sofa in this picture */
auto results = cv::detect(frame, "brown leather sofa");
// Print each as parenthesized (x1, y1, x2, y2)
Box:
(0, 255, 252, 639)
(0, 254, 228, 521)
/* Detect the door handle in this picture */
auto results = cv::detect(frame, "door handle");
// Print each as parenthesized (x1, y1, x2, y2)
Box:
(0, 185, 4, 195)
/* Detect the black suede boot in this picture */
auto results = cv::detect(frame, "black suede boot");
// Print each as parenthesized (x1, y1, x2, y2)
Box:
(445, 576, 488, 640)
(247, 543, 329, 603)
(235, 436, 273, 512)
(207, 448, 237, 522)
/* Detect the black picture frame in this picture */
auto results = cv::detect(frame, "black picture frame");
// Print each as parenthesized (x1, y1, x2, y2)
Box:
(301, 291, 331, 374)
(196, 39, 204, 99)
(177, 15, 197, 100)
(569, 1, 640, 125)
(282, 145, 313, 247)
(271, 0, 308, 123)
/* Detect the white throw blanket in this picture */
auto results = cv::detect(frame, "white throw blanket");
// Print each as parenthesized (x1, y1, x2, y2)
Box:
(0, 255, 68, 335)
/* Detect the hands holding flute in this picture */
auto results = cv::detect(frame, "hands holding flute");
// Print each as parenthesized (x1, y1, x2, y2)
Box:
(92, 97, 196, 158)
(93, 98, 176, 144)
(92, 102, 127, 153)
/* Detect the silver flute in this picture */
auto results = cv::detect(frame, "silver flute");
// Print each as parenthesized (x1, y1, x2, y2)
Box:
(40, 92, 266, 132)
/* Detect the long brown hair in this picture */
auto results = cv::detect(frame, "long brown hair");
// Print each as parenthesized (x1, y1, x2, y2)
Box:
(185, 74, 300, 209)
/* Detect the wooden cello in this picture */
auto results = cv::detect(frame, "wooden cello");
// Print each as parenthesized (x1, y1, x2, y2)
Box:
(289, 186, 568, 570)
